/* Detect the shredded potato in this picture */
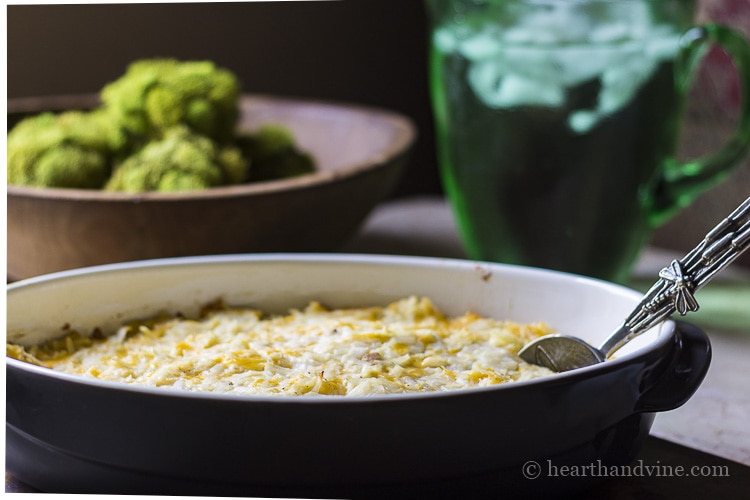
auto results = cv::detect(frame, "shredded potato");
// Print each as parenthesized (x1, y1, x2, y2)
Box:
(7, 297, 556, 396)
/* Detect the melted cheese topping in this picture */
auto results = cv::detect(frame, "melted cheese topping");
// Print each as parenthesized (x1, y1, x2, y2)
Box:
(7, 297, 556, 396)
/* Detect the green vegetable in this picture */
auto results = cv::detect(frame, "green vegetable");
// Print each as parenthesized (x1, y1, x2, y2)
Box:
(105, 126, 248, 193)
(7, 109, 126, 189)
(7, 58, 315, 192)
(101, 58, 240, 146)
(239, 124, 316, 182)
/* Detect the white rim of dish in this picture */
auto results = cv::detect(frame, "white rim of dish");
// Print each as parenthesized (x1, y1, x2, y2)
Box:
(6, 253, 676, 403)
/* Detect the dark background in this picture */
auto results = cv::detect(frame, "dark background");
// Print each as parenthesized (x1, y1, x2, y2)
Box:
(6, 0, 441, 197)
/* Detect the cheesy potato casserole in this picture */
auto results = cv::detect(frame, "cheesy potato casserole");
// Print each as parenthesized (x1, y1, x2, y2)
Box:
(7, 296, 555, 396)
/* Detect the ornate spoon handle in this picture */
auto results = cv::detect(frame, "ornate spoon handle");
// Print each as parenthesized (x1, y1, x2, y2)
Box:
(600, 196, 750, 358)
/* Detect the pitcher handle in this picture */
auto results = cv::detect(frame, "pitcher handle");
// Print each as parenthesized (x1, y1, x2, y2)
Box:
(648, 23, 750, 226)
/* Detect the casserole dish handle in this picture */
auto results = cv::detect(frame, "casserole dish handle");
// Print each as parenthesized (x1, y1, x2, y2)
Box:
(635, 321, 711, 413)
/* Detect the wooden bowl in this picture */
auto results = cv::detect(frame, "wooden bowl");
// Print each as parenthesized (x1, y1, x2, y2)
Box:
(7, 95, 416, 280)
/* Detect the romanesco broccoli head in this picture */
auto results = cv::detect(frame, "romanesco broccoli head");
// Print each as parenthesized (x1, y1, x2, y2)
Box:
(8, 60, 316, 193)
(7, 110, 126, 189)
(100, 59, 240, 146)
(105, 126, 248, 193)
(238, 124, 316, 182)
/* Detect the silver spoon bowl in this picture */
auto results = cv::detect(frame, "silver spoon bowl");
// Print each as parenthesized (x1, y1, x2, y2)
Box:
(519, 196, 750, 373)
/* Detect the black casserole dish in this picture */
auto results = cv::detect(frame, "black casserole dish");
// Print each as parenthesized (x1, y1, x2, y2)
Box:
(5, 254, 711, 498)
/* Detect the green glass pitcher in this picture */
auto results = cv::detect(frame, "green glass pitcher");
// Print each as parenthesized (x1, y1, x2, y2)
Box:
(426, 0, 750, 283)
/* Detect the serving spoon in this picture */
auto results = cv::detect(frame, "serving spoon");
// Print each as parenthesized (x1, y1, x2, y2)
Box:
(519, 196, 750, 373)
